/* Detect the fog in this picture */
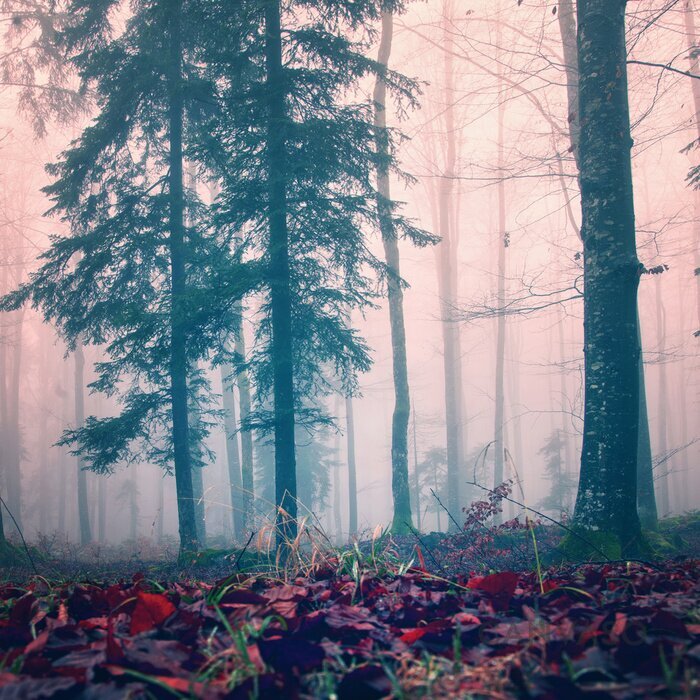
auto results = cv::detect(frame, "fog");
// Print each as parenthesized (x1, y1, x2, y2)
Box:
(0, 0, 697, 550)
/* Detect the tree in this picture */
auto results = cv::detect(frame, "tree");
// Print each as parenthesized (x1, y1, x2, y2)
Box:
(373, 7, 413, 534)
(554, 0, 658, 531)
(345, 395, 358, 537)
(570, 0, 644, 556)
(73, 342, 91, 544)
(221, 361, 244, 540)
(206, 0, 428, 545)
(492, 11, 508, 524)
(1, 0, 252, 557)
(262, 0, 297, 543)
(537, 429, 576, 517)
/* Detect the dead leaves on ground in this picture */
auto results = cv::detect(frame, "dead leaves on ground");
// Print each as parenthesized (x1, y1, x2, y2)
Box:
(0, 560, 698, 698)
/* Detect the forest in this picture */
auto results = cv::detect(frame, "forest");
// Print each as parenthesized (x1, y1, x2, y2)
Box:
(0, 0, 698, 697)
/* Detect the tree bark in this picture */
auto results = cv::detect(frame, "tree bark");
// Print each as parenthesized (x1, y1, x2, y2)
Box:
(265, 0, 297, 545)
(654, 280, 670, 516)
(373, 9, 413, 534)
(557, 0, 580, 168)
(234, 312, 255, 531)
(345, 395, 358, 536)
(684, 0, 700, 333)
(411, 404, 421, 532)
(167, 0, 198, 556)
(636, 312, 657, 528)
(572, 0, 644, 555)
(555, 1, 657, 530)
(436, 6, 463, 529)
(221, 362, 244, 539)
(74, 343, 92, 544)
(493, 32, 507, 524)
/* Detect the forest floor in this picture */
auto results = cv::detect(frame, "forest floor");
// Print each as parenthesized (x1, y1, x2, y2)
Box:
(0, 514, 699, 699)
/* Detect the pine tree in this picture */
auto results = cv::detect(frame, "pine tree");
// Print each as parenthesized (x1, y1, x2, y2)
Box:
(0, 0, 254, 557)
(199, 0, 430, 544)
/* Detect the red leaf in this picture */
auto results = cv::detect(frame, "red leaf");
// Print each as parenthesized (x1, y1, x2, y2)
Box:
(415, 546, 426, 572)
(467, 571, 519, 597)
(129, 592, 176, 635)
(106, 616, 124, 663)
(399, 627, 427, 644)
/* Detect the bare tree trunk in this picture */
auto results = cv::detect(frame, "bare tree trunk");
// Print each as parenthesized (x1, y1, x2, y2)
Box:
(493, 31, 507, 523)
(675, 272, 690, 513)
(345, 395, 358, 537)
(234, 314, 254, 532)
(684, 1, 700, 333)
(556, 314, 573, 491)
(557, 0, 580, 168)
(167, 0, 198, 556)
(436, 4, 463, 530)
(373, 9, 413, 533)
(655, 280, 670, 517)
(411, 404, 421, 532)
(571, 0, 644, 555)
(333, 397, 343, 544)
(58, 372, 69, 536)
(129, 468, 138, 541)
(4, 304, 24, 535)
(636, 312, 657, 529)
(221, 362, 244, 540)
(98, 473, 107, 543)
(74, 343, 92, 544)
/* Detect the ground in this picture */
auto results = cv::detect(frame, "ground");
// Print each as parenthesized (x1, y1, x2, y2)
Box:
(0, 517, 698, 698)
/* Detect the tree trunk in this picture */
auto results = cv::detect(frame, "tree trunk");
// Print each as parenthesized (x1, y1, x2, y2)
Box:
(129, 469, 138, 541)
(74, 343, 92, 544)
(265, 0, 297, 545)
(373, 9, 413, 534)
(221, 362, 244, 539)
(333, 420, 343, 545)
(411, 404, 421, 532)
(636, 311, 657, 528)
(655, 280, 670, 517)
(571, 0, 644, 556)
(234, 312, 255, 531)
(167, 0, 198, 556)
(493, 36, 507, 524)
(557, 0, 580, 168)
(556, 0, 657, 532)
(184, 168, 207, 544)
(98, 473, 107, 543)
(684, 0, 700, 333)
(345, 395, 358, 537)
(436, 6, 463, 529)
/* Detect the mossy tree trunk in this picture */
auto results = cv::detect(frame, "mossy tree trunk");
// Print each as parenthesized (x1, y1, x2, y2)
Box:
(571, 0, 644, 556)
(557, 0, 657, 531)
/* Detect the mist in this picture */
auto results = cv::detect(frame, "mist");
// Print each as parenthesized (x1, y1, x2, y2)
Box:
(0, 0, 697, 551)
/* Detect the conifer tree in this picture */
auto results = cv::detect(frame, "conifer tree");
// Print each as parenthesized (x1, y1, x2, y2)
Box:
(1, 0, 254, 557)
(200, 0, 430, 543)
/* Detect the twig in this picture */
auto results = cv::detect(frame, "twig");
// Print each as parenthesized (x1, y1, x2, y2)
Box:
(0, 494, 38, 574)
(465, 481, 611, 561)
(403, 521, 445, 575)
(233, 530, 255, 571)
(430, 488, 465, 534)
